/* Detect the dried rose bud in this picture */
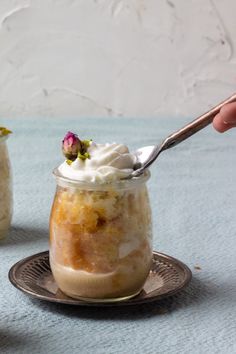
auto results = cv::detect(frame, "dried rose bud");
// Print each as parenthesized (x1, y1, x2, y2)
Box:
(62, 131, 82, 160)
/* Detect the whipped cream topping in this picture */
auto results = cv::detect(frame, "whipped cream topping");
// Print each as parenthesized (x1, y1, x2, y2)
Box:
(58, 142, 136, 182)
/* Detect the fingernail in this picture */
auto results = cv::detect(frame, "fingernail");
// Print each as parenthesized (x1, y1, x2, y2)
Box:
(223, 120, 236, 124)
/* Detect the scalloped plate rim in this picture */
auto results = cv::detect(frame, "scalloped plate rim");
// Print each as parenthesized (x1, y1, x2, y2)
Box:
(8, 250, 192, 307)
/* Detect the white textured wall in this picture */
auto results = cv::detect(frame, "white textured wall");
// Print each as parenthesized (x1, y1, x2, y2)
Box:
(0, 0, 236, 118)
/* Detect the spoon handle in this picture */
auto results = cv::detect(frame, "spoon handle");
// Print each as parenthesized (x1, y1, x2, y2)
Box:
(162, 93, 236, 151)
(131, 93, 236, 178)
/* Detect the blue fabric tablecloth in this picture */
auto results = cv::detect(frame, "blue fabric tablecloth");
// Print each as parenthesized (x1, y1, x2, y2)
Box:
(1, 117, 236, 354)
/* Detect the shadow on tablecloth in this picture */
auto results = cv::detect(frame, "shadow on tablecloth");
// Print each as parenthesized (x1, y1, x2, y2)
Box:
(0, 328, 42, 352)
(0, 226, 48, 247)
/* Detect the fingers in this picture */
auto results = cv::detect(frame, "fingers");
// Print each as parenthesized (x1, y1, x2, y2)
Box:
(213, 102, 236, 133)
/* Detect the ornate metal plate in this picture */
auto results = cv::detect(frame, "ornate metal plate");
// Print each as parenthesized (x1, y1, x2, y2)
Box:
(8, 251, 192, 306)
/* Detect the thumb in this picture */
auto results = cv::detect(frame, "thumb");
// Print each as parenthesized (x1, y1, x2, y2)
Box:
(220, 102, 236, 124)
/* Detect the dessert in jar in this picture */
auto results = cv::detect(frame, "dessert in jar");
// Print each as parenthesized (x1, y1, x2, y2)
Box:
(50, 132, 152, 301)
(0, 127, 12, 240)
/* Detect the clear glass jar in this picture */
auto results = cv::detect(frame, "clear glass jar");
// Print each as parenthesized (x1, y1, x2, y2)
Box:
(50, 169, 152, 302)
(0, 136, 13, 240)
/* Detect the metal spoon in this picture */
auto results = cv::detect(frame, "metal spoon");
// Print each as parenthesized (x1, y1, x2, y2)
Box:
(131, 93, 236, 178)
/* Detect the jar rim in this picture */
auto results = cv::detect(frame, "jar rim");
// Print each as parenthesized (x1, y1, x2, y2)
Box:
(0, 136, 8, 142)
(53, 168, 150, 191)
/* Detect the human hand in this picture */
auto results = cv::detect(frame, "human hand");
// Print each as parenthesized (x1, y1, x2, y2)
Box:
(213, 102, 236, 132)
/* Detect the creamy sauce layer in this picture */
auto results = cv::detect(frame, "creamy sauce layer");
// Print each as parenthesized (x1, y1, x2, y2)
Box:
(50, 258, 150, 299)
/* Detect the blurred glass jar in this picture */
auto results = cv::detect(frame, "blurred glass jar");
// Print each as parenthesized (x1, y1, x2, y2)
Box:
(0, 133, 13, 240)
(50, 169, 152, 302)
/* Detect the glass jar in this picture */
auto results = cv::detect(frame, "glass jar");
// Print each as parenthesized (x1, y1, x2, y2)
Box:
(0, 136, 13, 240)
(50, 169, 152, 302)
